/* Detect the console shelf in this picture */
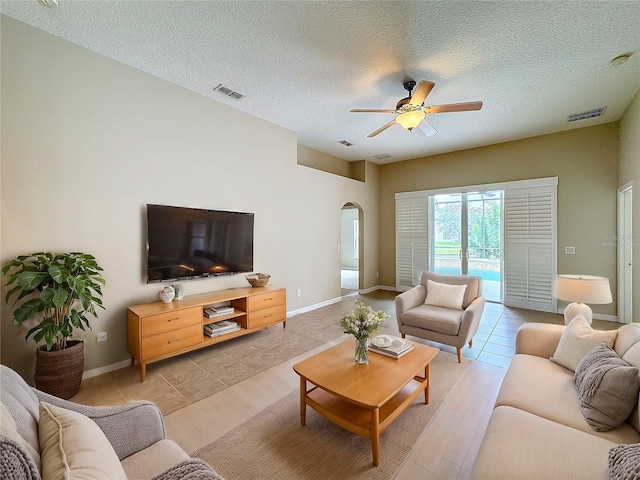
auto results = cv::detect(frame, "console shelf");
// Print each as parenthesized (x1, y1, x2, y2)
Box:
(128, 286, 286, 382)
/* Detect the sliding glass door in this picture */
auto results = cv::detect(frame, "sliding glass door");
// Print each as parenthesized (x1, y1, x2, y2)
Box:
(430, 191, 503, 302)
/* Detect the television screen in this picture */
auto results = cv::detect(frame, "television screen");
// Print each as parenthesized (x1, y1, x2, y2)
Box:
(146, 204, 254, 283)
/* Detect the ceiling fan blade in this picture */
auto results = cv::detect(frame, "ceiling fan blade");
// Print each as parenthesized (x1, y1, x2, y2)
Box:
(367, 120, 396, 138)
(409, 81, 435, 106)
(417, 119, 438, 137)
(350, 109, 397, 114)
(426, 101, 483, 113)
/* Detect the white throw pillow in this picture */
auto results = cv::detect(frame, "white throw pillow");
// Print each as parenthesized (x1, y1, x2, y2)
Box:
(38, 402, 127, 480)
(550, 314, 618, 372)
(424, 280, 467, 310)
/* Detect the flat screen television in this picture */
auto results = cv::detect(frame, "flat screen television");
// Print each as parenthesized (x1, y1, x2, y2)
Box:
(146, 204, 254, 283)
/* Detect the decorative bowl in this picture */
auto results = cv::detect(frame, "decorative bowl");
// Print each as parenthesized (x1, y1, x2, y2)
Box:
(246, 273, 270, 287)
(372, 335, 392, 348)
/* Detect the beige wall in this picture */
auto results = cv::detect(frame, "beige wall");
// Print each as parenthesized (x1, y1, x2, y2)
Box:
(619, 87, 640, 322)
(0, 17, 379, 380)
(297, 144, 353, 178)
(379, 124, 620, 317)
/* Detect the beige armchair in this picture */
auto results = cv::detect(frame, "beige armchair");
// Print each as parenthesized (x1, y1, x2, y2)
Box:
(395, 271, 485, 363)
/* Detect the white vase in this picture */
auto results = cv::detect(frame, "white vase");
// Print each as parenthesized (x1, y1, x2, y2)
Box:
(159, 286, 175, 303)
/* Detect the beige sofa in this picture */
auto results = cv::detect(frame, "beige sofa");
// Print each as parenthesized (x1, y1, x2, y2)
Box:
(0, 364, 223, 479)
(471, 322, 640, 479)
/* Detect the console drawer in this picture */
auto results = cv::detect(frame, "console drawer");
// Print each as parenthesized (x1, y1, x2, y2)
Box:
(247, 290, 286, 312)
(141, 307, 201, 337)
(247, 304, 286, 329)
(141, 324, 202, 360)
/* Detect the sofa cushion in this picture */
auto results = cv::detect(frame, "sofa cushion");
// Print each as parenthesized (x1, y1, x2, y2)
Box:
(608, 443, 640, 480)
(575, 344, 640, 432)
(551, 315, 618, 372)
(496, 354, 640, 443)
(471, 406, 618, 479)
(620, 339, 640, 435)
(400, 304, 463, 336)
(121, 439, 190, 480)
(424, 280, 467, 310)
(38, 402, 127, 480)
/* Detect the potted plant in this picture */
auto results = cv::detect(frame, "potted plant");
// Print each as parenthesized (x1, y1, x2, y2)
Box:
(2, 252, 105, 399)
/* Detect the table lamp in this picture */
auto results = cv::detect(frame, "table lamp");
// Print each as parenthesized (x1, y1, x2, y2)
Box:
(552, 274, 612, 325)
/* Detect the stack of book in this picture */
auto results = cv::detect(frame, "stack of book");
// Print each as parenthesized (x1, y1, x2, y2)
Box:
(204, 306, 235, 318)
(204, 320, 240, 338)
(369, 336, 414, 359)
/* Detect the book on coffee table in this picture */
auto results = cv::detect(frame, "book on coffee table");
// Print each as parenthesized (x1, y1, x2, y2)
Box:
(369, 337, 414, 359)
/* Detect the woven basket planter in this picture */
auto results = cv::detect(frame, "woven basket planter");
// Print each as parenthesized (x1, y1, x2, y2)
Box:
(34, 340, 84, 399)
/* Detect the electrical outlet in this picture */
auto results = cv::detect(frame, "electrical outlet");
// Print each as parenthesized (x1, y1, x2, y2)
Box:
(565, 246, 576, 254)
(96, 332, 107, 343)
(296, 289, 302, 298)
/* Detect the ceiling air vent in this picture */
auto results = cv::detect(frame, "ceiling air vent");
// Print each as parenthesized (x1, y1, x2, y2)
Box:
(338, 140, 354, 147)
(567, 107, 606, 123)
(372, 153, 392, 160)
(213, 84, 245, 100)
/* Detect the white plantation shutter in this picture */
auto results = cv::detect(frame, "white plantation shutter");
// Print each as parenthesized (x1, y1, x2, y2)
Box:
(504, 185, 557, 312)
(396, 194, 429, 290)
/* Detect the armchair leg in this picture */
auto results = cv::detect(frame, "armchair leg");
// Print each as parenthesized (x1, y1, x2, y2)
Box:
(469, 339, 473, 348)
(457, 348, 462, 363)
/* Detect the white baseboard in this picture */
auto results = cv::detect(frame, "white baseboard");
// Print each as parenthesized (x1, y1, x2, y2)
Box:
(287, 296, 342, 317)
(375, 285, 398, 292)
(82, 359, 131, 380)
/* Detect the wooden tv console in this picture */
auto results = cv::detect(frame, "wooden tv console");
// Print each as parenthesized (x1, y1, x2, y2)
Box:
(128, 286, 286, 382)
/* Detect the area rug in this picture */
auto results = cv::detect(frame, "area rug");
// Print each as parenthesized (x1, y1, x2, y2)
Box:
(192, 351, 471, 480)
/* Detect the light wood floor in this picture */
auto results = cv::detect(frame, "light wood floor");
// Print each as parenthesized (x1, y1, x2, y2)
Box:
(76, 291, 619, 479)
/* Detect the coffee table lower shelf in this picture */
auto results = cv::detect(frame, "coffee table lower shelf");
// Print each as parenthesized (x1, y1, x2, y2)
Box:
(301, 377, 428, 466)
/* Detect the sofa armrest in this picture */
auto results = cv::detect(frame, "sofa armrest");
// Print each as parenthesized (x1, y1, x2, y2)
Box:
(395, 285, 427, 328)
(458, 296, 486, 345)
(515, 323, 565, 358)
(34, 389, 166, 460)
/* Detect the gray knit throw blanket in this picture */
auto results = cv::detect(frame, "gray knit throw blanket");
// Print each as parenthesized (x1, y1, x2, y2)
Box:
(574, 343, 627, 400)
(0, 436, 40, 480)
(608, 443, 640, 480)
(152, 459, 225, 480)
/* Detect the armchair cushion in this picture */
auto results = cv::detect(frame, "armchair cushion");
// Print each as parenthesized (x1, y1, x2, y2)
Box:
(38, 402, 127, 480)
(401, 304, 463, 336)
(424, 280, 467, 310)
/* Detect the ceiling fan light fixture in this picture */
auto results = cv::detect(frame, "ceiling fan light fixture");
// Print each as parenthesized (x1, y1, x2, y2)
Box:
(396, 110, 425, 130)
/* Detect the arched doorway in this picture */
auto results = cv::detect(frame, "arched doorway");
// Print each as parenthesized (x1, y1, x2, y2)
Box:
(341, 202, 363, 296)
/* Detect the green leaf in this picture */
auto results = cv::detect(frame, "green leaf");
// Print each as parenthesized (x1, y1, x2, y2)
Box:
(48, 265, 64, 284)
(18, 271, 48, 291)
(13, 299, 43, 324)
(4, 285, 22, 304)
(52, 288, 69, 308)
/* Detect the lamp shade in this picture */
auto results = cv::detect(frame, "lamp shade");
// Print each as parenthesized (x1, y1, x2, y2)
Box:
(396, 111, 425, 130)
(552, 274, 612, 304)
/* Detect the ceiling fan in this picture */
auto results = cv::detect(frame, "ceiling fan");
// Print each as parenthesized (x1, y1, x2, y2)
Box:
(350, 80, 483, 138)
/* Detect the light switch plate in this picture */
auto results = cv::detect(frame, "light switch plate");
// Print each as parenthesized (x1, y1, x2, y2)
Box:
(565, 246, 575, 254)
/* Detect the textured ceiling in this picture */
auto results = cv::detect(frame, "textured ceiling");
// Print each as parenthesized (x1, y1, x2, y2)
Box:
(2, 1, 639, 164)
